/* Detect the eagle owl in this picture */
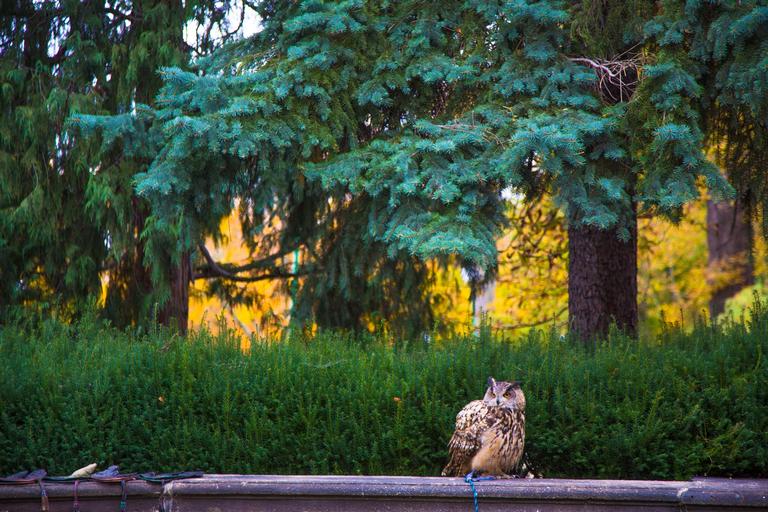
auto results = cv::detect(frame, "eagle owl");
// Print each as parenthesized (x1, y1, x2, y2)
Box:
(441, 377, 525, 478)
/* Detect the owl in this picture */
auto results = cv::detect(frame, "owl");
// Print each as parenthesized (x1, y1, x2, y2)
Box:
(441, 377, 526, 478)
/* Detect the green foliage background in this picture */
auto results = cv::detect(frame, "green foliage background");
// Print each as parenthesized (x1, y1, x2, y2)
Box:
(1, 307, 766, 479)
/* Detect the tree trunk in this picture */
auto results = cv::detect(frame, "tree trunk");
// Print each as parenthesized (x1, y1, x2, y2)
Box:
(104, 199, 191, 334)
(158, 250, 192, 334)
(104, 197, 154, 328)
(131, 0, 191, 334)
(706, 196, 754, 318)
(568, 206, 638, 341)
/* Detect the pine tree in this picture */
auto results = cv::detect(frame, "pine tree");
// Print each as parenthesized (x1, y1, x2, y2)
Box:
(73, 1, 449, 334)
(1, 1, 238, 330)
(1, 1, 113, 315)
(686, 1, 768, 316)
(71, 0, 737, 339)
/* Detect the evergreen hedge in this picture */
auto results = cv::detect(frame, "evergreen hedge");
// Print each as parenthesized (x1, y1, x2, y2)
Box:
(1, 309, 766, 479)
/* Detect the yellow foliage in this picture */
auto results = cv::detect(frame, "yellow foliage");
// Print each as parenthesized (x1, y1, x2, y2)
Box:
(637, 201, 710, 335)
(188, 196, 726, 339)
(425, 261, 473, 336)
(493, 198, 569, 333)
(189, 215, 291, 348)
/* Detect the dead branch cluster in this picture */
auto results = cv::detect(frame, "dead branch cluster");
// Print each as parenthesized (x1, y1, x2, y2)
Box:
(569, 51, 643, 104)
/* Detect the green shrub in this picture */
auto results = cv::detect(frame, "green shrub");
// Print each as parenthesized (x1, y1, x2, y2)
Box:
(1, 309, 766, 479)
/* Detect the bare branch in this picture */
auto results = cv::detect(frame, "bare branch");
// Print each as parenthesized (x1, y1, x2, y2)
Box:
(494, 306, 567, 330)
(569, 57, 619, 78)
(569, 54, 643, 104)
(194, 268, 309, 282)
(197, 243, 236, 278)
(194, 243, 311, 282)
(197, 243, 305, 274)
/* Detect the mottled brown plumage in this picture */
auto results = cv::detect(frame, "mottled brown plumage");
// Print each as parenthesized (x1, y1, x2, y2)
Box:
(441, 377, 525, 478)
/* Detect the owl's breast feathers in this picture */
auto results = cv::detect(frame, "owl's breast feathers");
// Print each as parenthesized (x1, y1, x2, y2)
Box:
(441, 400, 525, 477)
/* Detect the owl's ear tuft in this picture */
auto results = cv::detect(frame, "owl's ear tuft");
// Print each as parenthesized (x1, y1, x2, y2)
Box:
(487, 376, 496, 388)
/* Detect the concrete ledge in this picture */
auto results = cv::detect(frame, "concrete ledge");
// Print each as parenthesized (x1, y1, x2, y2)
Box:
(0, 475, 766, 512)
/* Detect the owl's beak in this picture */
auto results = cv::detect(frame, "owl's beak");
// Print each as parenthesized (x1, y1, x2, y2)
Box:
(495, 397, 500, 406)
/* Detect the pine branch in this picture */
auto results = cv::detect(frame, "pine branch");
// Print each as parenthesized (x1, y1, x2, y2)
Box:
(103, 7, 139, 23)
(45, 44, 67, 65)
(197, 243, 305, 275)
(197, 243, 236, 278)
(194, 244, 310, 282)
(194, 268, 309, 282)
(1, 5, 136, 22)
(219, 2, 246, 41)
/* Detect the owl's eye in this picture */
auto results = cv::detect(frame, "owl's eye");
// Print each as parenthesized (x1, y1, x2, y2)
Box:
(503, 392, 511, 398)
(490, 392, 496, 398)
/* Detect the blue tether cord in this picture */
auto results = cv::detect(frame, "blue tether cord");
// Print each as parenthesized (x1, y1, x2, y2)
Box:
(464, 472, 495, 512)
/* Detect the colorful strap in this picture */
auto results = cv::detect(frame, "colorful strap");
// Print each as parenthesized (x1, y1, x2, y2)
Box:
(138, 471, 204, 483)
(37, 480, 49, 512)
(119, 480, 127, 512)
(72, 479, 80, 512)
(0, 469, 47, 484)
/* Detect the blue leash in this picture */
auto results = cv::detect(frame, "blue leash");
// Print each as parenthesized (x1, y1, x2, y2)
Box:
(464, 472, 495, 512)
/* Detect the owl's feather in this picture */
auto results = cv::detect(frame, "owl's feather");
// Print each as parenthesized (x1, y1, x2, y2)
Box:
(442, 400, 492, 476)
(441, 381, 526, 477)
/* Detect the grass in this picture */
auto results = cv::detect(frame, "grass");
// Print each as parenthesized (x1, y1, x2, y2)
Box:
(0, 307, 766, 479)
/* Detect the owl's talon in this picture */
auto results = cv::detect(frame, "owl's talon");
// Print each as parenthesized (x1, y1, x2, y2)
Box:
(464, 471, 476, 482)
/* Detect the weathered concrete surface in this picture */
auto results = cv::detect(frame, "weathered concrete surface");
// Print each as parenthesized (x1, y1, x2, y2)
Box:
(0, 475, 766, 512)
